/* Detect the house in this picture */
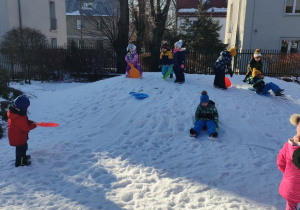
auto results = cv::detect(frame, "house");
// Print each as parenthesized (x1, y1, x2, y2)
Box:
(0, 0, 67, 46)
(225, 0, 300, 52)
(65, 0, 118, 48)
(177, 0, 228, 43)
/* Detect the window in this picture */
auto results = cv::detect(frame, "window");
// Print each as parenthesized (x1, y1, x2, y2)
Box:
(51, 38, 57, 47)
(206, 0, 211, 6)
(285, 0, 300, 14)
(50, 1, 57, 30)
(97, 21, 102, 30)
(77, 20, 83, 30)
(78, 39, 84, 47)
(281, 39, 300, 53)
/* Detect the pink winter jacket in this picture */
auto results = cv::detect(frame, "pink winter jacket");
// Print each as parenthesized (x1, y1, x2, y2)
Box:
(277, 140, 300, 203)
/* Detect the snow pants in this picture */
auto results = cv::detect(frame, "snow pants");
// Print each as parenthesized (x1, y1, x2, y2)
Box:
(161, 65, 173, 76)
(15, 143, 28, 167)
(213, 67, 226, 89)
(261, 82, 280, 94)
(285, 200, 298, 210)
(193, 120, 217, 136)
(173, 65, 185, 82)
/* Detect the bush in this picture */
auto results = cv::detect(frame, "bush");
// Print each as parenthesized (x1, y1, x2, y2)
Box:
(0, 65, 10, 99)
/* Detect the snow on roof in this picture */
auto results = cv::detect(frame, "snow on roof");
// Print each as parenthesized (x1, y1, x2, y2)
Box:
(206, 7, 227, 12)
(178, 8, 198, 13)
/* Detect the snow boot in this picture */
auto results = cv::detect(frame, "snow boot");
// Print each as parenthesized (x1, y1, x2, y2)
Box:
(190, 128, 197, 137)
(170, 74, 173, 78)
(210, 132, 218, 138)
(275, 89, 284, 96)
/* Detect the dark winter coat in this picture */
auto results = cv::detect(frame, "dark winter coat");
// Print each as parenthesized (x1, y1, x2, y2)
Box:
(195, 100, 219, 123)
(160, 50, 173, 65)
(7, 105, 37, 146)
(173, 49, 185, 68)
(244, 58, 263, 82)
(252, 76, 265, 93)
(213, 50, 233, 74)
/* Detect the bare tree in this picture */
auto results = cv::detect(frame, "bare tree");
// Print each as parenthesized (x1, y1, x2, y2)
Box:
(68, 0, 129, 73)
(149, 0, 172, 71)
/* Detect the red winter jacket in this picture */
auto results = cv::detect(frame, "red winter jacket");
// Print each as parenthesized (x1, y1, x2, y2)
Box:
(277, 140, 300, 203)
(7, 107, 37, 146)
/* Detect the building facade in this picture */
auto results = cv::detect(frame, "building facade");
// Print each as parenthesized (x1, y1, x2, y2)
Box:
(65, 0, 118, 48)
(0, 0, 67, 46)
(225, 0, 300, 52)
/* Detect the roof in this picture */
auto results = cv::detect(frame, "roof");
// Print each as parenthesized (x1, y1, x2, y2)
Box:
(178, 0, 227, 10)
(65, 0, 118, 16)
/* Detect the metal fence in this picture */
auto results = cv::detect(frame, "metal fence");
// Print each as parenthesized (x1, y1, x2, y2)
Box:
(1, 47, 300, 82)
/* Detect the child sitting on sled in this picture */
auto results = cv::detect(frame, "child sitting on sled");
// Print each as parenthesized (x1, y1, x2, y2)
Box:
(252, 68, 284, 96)
(190, 91, 219, 138)
(243, 49, 264, 84)
(159, 42, 173, 78)
(125, 43, 143, 78)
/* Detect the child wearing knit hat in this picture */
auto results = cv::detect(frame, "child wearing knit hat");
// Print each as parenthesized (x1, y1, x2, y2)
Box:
(277, 114, 300, 210)
(173, 40, 186, 84)
(7, 95, 39, 167)
(251, 68, 284, 96)
(190, 91, 219, 138)
(243, 49, 263, 84)
(125, 43, 143, 78)
(213, 46, 236, 90)
(159, 42, 174, 79)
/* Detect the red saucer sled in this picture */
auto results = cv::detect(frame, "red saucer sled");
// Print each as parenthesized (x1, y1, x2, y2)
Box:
(38, 122, 60, 127)
(225, 76, 232, 88)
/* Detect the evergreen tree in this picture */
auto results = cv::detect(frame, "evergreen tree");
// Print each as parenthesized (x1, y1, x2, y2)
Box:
(181, 6, 226, 52)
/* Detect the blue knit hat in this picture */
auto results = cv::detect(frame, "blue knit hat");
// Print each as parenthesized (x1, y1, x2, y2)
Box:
(200, 90, 209, 104)
(14, 95, 30, 111)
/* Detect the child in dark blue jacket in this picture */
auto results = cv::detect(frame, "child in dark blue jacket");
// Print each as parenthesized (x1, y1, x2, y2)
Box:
(213, 47, 236, 89)
(173, 40, 186, 84)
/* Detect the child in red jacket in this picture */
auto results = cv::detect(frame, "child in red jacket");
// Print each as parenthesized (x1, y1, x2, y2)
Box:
(277, 114, 300, 210)
(7, 95, 38, 167)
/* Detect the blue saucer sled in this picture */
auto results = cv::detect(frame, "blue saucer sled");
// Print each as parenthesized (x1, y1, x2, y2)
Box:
(129, 92, 149, 99)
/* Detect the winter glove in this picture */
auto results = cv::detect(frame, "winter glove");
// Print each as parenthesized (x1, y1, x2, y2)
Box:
(181, 64, 184, 69)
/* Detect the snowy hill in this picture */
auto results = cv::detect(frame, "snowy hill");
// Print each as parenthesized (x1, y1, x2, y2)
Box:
(1, 73, 300, 210)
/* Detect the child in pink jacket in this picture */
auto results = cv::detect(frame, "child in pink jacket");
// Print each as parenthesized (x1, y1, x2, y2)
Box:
(277, 114, 300, 210)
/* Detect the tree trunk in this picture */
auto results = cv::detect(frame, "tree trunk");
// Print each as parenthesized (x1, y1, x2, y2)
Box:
(116, 0, 129, 74)
(149, 0, 171, 71)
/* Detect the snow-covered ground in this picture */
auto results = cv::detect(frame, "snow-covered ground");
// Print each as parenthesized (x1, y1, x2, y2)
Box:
(1, 73, 300, 210)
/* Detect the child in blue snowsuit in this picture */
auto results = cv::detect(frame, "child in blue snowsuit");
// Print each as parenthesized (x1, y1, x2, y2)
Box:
(160, 43, 173, 78)
(190, 91, 219, 138)
(252, 68, 284, 96)
(213, 46, 236, 89)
